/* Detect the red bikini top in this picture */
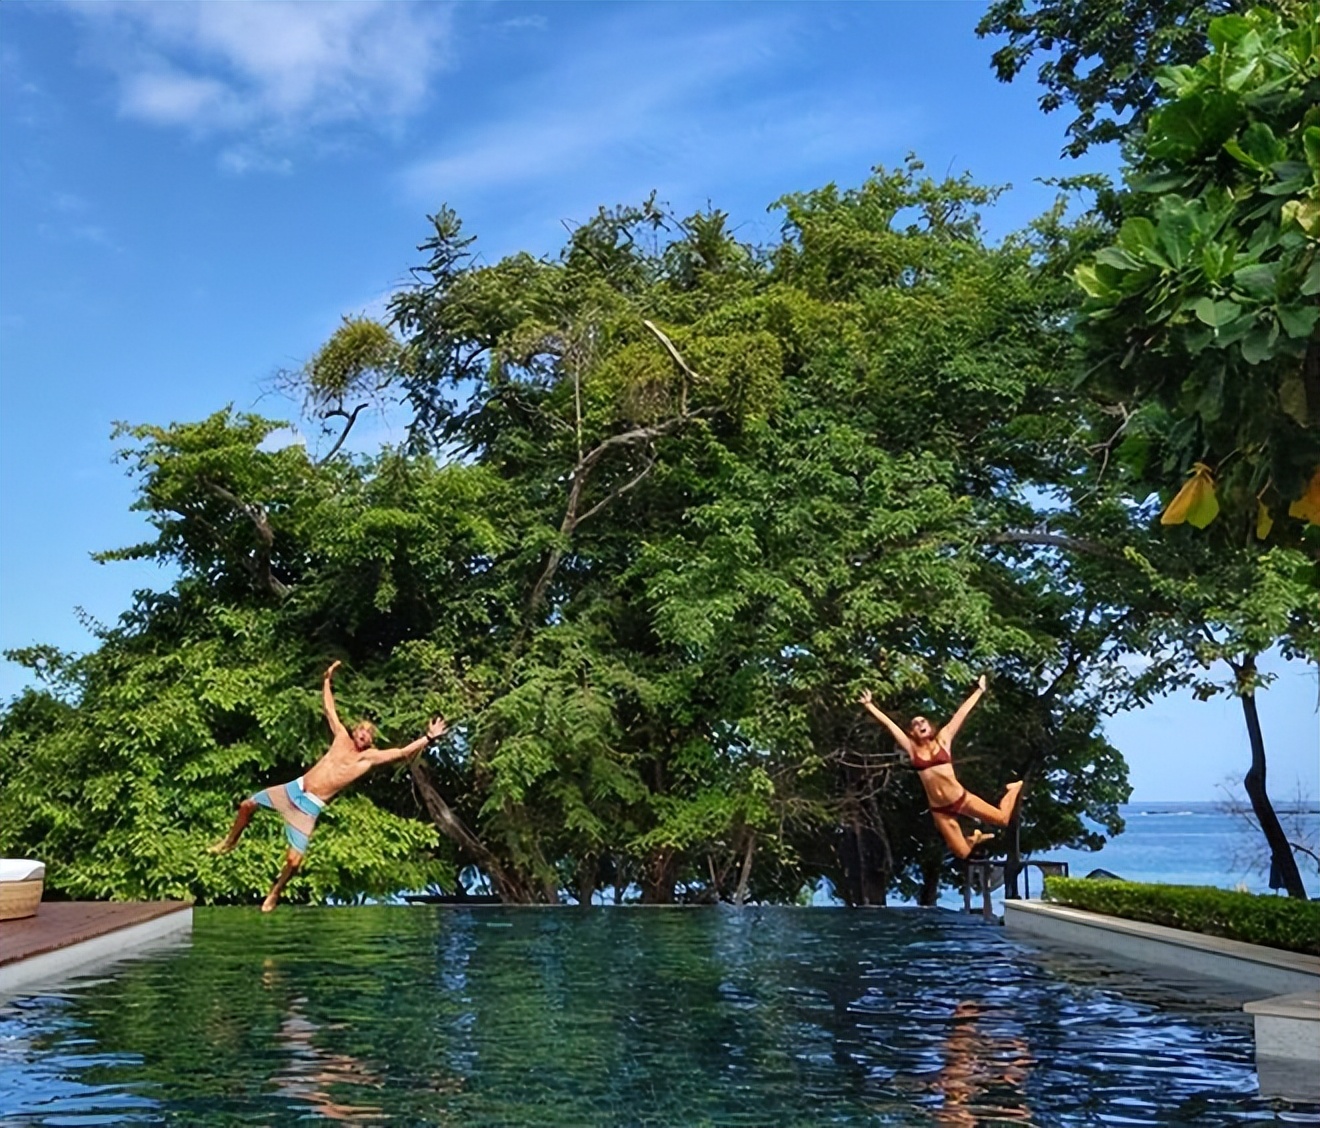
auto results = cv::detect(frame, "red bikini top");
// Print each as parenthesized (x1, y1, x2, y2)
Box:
(911, 744, 952, 771)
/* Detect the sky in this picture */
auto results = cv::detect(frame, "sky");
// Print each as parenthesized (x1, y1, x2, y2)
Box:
(1, 0, 1315, 803)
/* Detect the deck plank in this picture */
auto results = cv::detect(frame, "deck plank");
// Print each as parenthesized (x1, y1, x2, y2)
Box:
(0, 901, 192, 967)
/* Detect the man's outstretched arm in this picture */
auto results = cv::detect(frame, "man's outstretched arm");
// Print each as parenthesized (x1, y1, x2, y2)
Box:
(370, 716, 447, 765)
(323, 661, 347, 736)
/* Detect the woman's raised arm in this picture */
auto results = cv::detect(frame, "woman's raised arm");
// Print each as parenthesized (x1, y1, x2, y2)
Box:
(858, 689, 914, 755)
(938, 674, 987, 746)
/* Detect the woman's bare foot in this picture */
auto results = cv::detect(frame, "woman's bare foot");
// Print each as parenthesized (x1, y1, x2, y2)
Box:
(967, 829, 996, 852)
(261, 893, 280, 913)
(207, 838, 235, 855)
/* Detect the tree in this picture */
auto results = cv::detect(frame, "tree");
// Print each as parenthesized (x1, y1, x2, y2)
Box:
(1073, 4, 1320, 536)
(3, 167, 1147, 906)
(1065, 3, 1320, 897)
(977, 0, 1257, 157)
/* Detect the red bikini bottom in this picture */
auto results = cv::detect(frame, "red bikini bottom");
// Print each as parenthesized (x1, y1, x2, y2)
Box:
(929, 791, 967, 816)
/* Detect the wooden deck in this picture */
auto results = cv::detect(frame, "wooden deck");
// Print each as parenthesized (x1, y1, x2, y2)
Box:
(0, 901, 192, 970)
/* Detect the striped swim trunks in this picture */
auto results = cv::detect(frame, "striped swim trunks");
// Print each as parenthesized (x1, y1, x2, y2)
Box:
(251, 776, 326, 854)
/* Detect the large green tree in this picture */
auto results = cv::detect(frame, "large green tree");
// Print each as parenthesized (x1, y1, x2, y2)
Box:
(3, 166, 1145, 906)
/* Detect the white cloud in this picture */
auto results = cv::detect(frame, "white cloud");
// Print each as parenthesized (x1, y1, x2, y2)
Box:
(218, 147, 294, 177)
(119, 68, 234, 128)
(36, 220, 121, 252)
(400, 13, 917, 207)
(496, 16, 547, 33)
(67, 1, 454, 166)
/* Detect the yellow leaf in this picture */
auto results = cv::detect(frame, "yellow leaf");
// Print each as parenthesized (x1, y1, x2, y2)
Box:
(1161, 463, 1219, 528)
(1256, 501, 1273, 540)
(1287, 468, 1320, 525)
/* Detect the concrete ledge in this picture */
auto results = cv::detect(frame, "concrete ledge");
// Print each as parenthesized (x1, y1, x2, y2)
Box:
(1004, 900, 1320, 997)
(0, 905, 193, 997)
(1256, 1054, 1320, 1102)
(1244, 991, 1320, 1067)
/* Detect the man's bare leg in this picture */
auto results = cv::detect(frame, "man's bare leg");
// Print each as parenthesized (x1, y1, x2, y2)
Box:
(262, 849, 303, 913)
(209, 799, 258, 854)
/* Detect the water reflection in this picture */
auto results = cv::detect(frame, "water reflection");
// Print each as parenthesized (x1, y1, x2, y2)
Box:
(262, 960, 386, 1123)
(929, 1001, 1033, 1127)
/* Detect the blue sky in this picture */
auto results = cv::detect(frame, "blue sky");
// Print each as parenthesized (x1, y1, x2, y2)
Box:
(1, 1, 1314, 802)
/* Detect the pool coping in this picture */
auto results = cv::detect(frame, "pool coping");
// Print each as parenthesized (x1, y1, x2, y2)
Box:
(1003, 900, 1319, 995)
(0, 901, 193, 997)
(1004, 899, 1320, 1097)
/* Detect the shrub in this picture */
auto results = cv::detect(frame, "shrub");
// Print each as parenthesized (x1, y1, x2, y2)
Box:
(1043, 877, 1320, 957)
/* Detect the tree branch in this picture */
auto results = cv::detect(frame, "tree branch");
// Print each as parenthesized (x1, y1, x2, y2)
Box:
(317, 402, 369, 466)
(198, 478, 291, 597)
(981, 530, 1123, 559)
(407, 758, 527, 899)
(573, 449, 656, 528)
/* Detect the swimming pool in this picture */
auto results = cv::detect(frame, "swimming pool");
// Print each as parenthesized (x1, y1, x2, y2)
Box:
(1, 906, 1315, 1126)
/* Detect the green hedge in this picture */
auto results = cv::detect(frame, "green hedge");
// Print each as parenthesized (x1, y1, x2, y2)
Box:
(1043, 877, 1320, 957)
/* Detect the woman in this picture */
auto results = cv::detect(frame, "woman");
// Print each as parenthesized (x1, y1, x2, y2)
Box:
(858, 675, 1022, 859)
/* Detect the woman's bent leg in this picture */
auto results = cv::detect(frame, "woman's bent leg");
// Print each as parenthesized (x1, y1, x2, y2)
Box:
(957, 781, 1023, 828)
(931, 811, 984, 860)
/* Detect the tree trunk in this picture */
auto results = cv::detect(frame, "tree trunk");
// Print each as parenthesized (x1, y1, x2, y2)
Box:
(1004, 807, 1022, 900)
(733, 833, 756, 906)
(1239, 661, 1307, 899)
(917, 853, 942, 906)
(640, 849, 676, 904)
(407, 759, 534, 902)
(576, 855, 597, 906)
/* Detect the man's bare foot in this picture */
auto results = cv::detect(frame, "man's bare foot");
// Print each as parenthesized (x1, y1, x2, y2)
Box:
(207, 839, 234, 855)
(968, 829, 996, 852)
(261, 893, 280, 913)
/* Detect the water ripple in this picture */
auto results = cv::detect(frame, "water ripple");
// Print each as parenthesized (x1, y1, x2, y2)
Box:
(0, 907, 1315, 1126)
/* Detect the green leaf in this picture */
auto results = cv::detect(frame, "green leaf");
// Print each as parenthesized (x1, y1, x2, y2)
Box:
(1200, 242, 1233, 282)
(1303, 126, 1320, 179)
(1182, 322, 1215, 354)
(1216, 313, 1256, 345)
(1223, 122, 1284, 169)
(1147, 93, 1241, 161)
(1300, 260, 1320, 297)
(1128, 170, 1193, 195)
(1075, 262, 1109, 298)
(1232, 261, 1279, 298)
(1193, 296, 1242, 327)
(1239, 318, 1277, 364)
(1278, 374, 1310, 426)
(1197, 362, 1226, 423)
(1095, 246, 1144, 271)
(1277, 303, 1320, 340)
(1207, 13, 1252, 50)
(1117, 217, 1169, 266)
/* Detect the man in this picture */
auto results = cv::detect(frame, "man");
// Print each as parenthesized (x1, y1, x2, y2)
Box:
(209, 660, 446, 911)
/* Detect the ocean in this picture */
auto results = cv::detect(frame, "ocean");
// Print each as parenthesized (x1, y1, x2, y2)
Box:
(915, 800, 1320, 911)
(1034, 800, 1320, 897)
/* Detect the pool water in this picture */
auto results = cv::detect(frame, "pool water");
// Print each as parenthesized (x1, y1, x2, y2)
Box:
(1, 906, 1316, 1126)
